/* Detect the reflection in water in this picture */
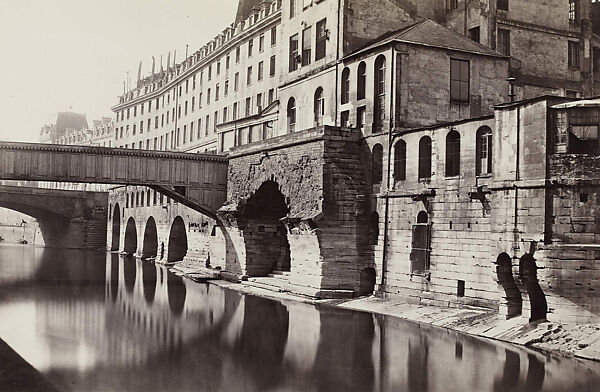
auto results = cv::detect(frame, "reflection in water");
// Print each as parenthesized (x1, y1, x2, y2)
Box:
(0, 245, 599, 392)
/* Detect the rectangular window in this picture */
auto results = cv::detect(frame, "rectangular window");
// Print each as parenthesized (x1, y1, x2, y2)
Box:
(226, 54, 230, 70)
(233, 102, 238, 120)
(140, 121, 143, 133)
(245, 97, 251, 117)
(315, 19, 327, 61)
(258, 61, 264, 81)
(183, 125, 187, 143)
(248, 39, 253, 57)
(215, 84, 220, 101)
(271, 26, 277, 46)
(569, 0, 578, 22)
(225, 80, 229, 96)
(290, 0, 296, 18)
(270, 55, 276, 76)
(497, 29, 511, 56)
(214, 111, 218, 131)
(161, 114, 164, 127)
(133, 123, 137, 135)
(341, 110, 349, 127)
(191, 96, 195, 111)
(450, 59, 470, 103)
(217, 61, 221, 75)
(205, 115, 210, 135)
(247, 66, 252, 85)
(569, 41, 580, 68)
(268, 88, 274, 104)
(257, 93, 263, 112)
(207, 88, 211, 104)
(448, 0, 458, 10)
(259, 34, 265, 52)
(289, 34, 299, 71)
(208, 64, 212, 80)
(302, 26, 312, 66)
(199, 92, 203, 108)
(141, 105, 144, 115)
(235, 46, 240, 63)
(197, 119, 201, 138)
(185, 100, 188, 115)
(185, 79, 189, 93)
(497, 0, 508, 10)
(223, 107, 228, 123)
(155, 116, 159, 129)
(234, 72, 239, 91)
(193, 75, 196, 90)
(357, 106, 366, 131)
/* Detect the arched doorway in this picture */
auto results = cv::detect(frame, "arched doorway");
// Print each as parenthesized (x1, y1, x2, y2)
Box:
(520, 254, 547, 322)
(142, 217, 158, 259)
(167, 216, 187, 262)
(243, 180, 290, 276)
(123, 217, 137, 255)
(111, 203, 121, 251)
(496, 253, 522, 318)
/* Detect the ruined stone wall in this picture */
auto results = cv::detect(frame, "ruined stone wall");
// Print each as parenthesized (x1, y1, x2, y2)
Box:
(220, 126, 370, 297)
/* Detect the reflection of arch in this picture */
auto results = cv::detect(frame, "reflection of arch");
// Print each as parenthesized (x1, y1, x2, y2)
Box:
(111, 203, 121, 251)
(124, 217, 137, 255)
(167, 273, 186, 315)
(167, 216, 188, 262)
(110, 253, 119, 301)
(496, 253, 522, 318)
(520, 254, 547, 322)
(123, 258, 136, 294)
(359, 267, 376, 295)
(142, 217, 158, 259)
(243, 180, 290, 275)
(142, 262, 157, 304)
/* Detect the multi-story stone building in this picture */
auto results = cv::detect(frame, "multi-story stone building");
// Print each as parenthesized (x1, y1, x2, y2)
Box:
(105, 0, 600, 323)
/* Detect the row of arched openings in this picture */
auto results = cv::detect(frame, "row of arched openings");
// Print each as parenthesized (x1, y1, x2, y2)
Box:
(341, 55, 386, 131)
(286, 87, 325, 133)
(111, 204, 187, 263)
(370, 126, 493, 184)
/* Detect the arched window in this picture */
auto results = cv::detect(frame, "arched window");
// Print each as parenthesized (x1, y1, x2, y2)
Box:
(374, 55, 386, 132)
(341, 67, 350, 104)
(417, 211, 428, 224)
(476, 126, 492, 175)
(314, 87, 324, 126)
(372, 143, 383, 185)
(287, 97, 296, 133)
(445, 130, 461, 177)
(418, 136, 432, 180)
(357, 61, 366, 100)
(393, 139, 406, 182)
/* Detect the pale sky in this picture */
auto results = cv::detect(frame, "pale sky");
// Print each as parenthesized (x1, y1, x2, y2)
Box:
(0, 0, 238, 142)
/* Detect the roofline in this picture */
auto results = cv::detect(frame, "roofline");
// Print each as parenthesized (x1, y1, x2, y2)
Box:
(390, 115, 495, 138)
(492, 95, 574, 109)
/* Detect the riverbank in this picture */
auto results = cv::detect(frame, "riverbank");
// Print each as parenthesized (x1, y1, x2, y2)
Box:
(0, 338, 61, 392)
(171, 263, 600, 363)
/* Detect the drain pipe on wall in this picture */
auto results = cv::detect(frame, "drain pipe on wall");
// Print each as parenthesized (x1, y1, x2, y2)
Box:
(380, 45, 396, 293)
(512, 79, 521, 256)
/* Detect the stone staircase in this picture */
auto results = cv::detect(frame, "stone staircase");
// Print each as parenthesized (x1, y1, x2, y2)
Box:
(245, 270, 291, 293)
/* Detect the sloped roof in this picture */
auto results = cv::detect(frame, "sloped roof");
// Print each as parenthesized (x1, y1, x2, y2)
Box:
(551, 98, 600, 109)
(345, 19, 505, 60)
(235, 0, 263, 24)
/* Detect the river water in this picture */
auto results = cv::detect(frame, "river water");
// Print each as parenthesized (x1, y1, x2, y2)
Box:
(0, 244, 599, 392)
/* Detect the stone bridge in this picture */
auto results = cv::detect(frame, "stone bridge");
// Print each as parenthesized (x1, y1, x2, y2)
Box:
(0, 185, 107, 248)
(0, 141, 227, 219)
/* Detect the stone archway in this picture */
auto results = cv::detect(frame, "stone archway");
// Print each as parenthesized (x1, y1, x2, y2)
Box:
(168, 216, 188, 262)
(520, 254, 548, 322)
(123, 217, 137, 255)
(242, 180, 290, 276)
(142, 217, 158, 259)
(111, 203, 121, 251)
(496, 253, 522, 318)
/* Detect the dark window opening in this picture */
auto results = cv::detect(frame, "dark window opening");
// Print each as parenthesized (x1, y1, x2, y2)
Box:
(314, 87, 324, 126)
(374, 55, 386, 132)
(580, 193, 589, 203)
(468, 26, 480, 43)
(287, 97, 296, 133)
(450, 59, 470, 103)
(445, 130, 461, 177)
(411, 211, 431, 273)
(569, 41, 581, 69)
(357, 61, 366, 100)
(457, 280, 465, 297)
(497, 0, 508, 11)
(497, 29, 511, 56)
(476, 126, 493, 175)
(315, 19, 327, 61)
(418, 136, 432, 180)
(370, 212, 379, 246)
(393, 139, 406, 181)
(372, 144, 383, 185)
(341, 67, 350, 104)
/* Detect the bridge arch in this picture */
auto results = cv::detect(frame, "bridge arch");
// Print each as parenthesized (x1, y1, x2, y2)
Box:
(124, 217, 138, 255)
(111, 203, 121, 251)
(142, 217, 158, 259)
(243, 180, 290, 276)
(168, 216, 188, 262)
